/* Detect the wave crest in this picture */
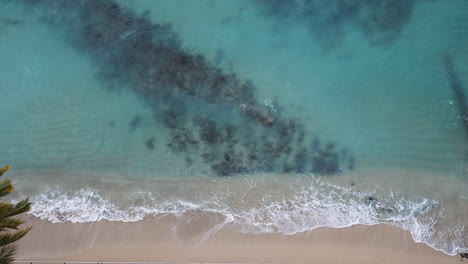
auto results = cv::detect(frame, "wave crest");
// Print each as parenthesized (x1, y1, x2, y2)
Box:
(27, 178, 465, 255)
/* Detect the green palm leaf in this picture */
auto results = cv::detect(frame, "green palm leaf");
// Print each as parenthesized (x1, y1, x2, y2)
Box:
(0, 227, 31, 248)
(0, 199, 32, 219)
(0, 244, 16, 264)
(0, 218, 24, 231)
(0, 181, 13, 198)
(0, 166, 11, 178)
(0, 165, 31, 264)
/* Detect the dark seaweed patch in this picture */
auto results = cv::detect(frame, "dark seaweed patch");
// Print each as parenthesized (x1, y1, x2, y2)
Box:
(145, 137, 155, 150)
(195, 118, 221, 145)
(167, 127, 198, 153)
(23, 0, 356, 176)
(311, 150, 340, 175)
(128, 115, 142, 132)
(212, 150, 247, 176)
(161, 109, 185, 129)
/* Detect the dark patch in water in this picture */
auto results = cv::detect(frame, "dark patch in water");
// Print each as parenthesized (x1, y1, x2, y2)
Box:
(145, 137, 155, 150)
(365, 196, 377, 204)
(161, 109, 184, 129)
(255, 0, 417, 49)
(311, 148, 340, 175)
(167, 127, 198, 153)
(443, 54, 468, 139)
(23, 0, 355, 176)
(195, 118, 221, 145)
(128, 115, 142, 132)
(0, 17, 24, 26)
(212, 150, 247, 176)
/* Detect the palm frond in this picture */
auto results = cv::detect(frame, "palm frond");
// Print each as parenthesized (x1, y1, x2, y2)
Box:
(0, 244, 16, 264)
(0, 165, 30, 264)
(0, 217, 24, 231)
(0, 227, 32, 248)
(0, 199, 32, 219)
(0, 166, 11, 178)
(0, 180, 13, 198)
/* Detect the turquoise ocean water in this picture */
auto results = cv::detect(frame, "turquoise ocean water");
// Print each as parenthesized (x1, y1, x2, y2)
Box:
(0, 0, 467, 255)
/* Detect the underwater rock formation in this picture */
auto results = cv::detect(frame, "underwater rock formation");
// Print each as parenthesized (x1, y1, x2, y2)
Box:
(23, 0, 355, 176)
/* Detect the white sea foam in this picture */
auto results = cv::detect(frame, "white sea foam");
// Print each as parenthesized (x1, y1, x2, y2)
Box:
(256, 97, 279, 115)
(26, 179, 465, 256)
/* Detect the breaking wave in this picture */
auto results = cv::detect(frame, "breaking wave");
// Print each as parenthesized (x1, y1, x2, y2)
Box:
(26, 177, 465, 256)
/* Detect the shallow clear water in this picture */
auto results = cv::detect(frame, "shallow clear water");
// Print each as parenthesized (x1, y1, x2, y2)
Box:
(0, 0, 467, 255)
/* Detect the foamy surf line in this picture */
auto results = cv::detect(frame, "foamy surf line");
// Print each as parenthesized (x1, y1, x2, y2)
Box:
(23, 179, 465, 256)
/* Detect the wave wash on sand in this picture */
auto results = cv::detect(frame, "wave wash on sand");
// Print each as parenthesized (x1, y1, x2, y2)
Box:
(21, 174, 466, 256)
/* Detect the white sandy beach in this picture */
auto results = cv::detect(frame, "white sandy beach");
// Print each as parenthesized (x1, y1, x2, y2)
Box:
(16, 215, 459, 264)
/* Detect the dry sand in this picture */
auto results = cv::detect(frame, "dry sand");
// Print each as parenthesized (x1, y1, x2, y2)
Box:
(16, 215, 460, 264)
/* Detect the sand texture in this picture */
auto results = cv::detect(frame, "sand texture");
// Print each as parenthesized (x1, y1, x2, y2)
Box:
(16, 215, 459, 264)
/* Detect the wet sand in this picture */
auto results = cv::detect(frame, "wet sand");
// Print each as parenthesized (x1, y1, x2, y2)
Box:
(16, 215, 458, 264)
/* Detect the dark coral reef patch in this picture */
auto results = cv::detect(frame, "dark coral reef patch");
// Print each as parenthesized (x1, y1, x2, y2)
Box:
(25, 0, 355, 176)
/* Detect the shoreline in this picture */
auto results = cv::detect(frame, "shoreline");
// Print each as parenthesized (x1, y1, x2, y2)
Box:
(9, 169, 468, 258)
(17, 215, 458, 264)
